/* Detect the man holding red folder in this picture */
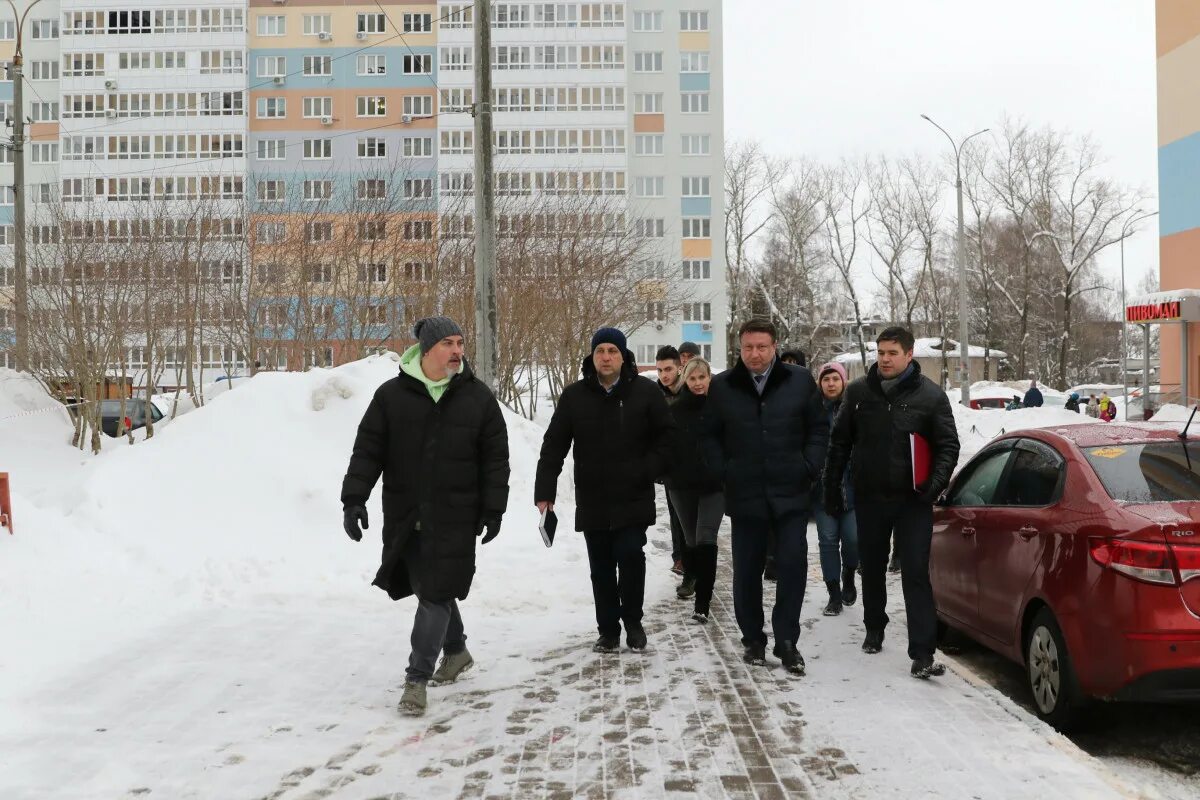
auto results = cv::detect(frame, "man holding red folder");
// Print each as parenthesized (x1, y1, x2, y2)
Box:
(823, 327, 959, 679)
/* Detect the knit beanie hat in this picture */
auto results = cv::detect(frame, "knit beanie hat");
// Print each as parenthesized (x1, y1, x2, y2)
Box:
(413, 315, 463, 355)
(590, 326, 627, 354)
(678, 341, 702, 358)
(817, 361, 848, 384)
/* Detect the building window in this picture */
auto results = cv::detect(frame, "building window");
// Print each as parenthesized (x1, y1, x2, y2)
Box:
(633, 11, 663, 32)
(359, 262, 387, 282)
(306, 223, 333, 243)
(257, 180, 285, 203)
(358, 54, 386, 75)
(303, 55, 332, 76)
(31, 143, 58, 163)
(403, 95, 434, 118)
(634, 93, 663, 114)
(682, 218, 711, 238)
(256, 97, 287, 119)
(646, 302, 666, 322)
(257, 139, 285, 160)
(30, 60, 58, 80)
(680, 11, 709, 32)
(633, 52, 662, 73)
(681, 92, 710, 114)
(683, 302, 712, 322)
(357, 95, 387, 117)
(303, 138, 332, 159)
(404, 137, 433, 157)
(403, 54, 432, 74)
(303, 96, 333, 118)
(682, 177, 711, 197)
(682, 259, 711, 280)
(256, 55, 286, 77)
(303, 180, 333, 202)
(402, 12, 432, 33)
(303, 14, 331, 35)
(404, 261, 433, 281)
(358, 221, 386, 241)
(358, 137, 387, 158)
(257, 15, 286, 36)
(357, 13, 387, 34)
(635, 176, 665, 198)
(404, 178, 434, 198)
(356, 179, 387, 199)
(681, 134, 711, 156)
(30, 19, 58, 39)
(635, 134, 664, 156)
(404, 221, 433, 240)
(30, 102, 58, 122)
(635, 218, 665, 238)
(681, 51, 710, 73)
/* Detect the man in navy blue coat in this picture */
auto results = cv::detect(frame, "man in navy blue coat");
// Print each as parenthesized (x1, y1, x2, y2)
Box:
(704, 318, 829, 674)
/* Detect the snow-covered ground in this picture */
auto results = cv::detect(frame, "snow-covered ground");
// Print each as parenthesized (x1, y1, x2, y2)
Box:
(0, 359, 1192, 798)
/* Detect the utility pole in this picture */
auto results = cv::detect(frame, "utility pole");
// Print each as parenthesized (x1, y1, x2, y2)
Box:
(471, 0, 498, 388)
(1120, 210, 1158, 420)
(922, 115, 989, 407)
(3, 0, 42, 373)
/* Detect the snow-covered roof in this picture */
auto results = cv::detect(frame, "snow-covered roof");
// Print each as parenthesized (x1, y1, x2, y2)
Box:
(832, 338, 1007, 364)
(1129, 288, 1200, 305)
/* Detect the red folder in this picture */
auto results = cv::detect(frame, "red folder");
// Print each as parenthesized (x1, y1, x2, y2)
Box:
(911, 433, 932, 491)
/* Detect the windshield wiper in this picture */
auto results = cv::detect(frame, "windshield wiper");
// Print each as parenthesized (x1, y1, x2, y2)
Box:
(1181, 405, 1198, 472)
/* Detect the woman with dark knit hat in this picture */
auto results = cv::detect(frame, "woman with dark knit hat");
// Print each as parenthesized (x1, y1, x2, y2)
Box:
(813, 361, 859, 616)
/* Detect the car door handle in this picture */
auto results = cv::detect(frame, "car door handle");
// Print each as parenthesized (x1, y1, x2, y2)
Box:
(961, 526, 976, 537)
(1018, 525, 1039, 540)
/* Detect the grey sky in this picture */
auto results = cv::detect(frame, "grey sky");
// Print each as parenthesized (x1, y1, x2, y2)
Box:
(724, 0, 1160, 302)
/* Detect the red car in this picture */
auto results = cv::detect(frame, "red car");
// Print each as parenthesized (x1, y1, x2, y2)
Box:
(931, 423, 1200, 729)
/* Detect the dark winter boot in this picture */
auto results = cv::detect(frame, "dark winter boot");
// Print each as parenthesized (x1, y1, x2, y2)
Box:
(862, 629, 884, 654)
(823, 581, 843, 616)
(743, 641, 767, 666)
(841, 568, 857, 606)
(773, 641, 806, 676)
(625, 622, 647, 652)
(677, 574, 697, 599)
(592, 634, 620, 653)
(911, 657, 947, 679)
(693, 544, 718, 619)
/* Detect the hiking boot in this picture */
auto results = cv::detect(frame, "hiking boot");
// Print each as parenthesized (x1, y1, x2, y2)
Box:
(398, 681, 427, 717)
(670, 559, 685, 576)
(593, 634, 620, 653)
(773, 641, 806, 676)
(888, 553, 901, 573)
(625, 622, 647, 651)
(823, 581, 842, 616)
(429, 648, 474, 686)
(911, 657, 947, 679)
(763, 557, 778, 582)
(743, 641, 767, 666)
(676, 575, 697, 599)
(862, 629, 884, 654)
(841, 568, 858, 606)
(691, 611, 709, 625)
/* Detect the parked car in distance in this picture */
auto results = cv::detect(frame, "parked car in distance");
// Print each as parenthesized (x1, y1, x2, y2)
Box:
(931, 422, 1200, 729)
(99, 399, 167, 437)
(970, 397, 1009, 411)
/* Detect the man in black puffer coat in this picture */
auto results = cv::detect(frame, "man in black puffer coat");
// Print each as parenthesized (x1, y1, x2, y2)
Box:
(823, 326, 959, 679)
(535, 327, 675, 654)
(341, 316, 510, 716)
(703, 318, 828, 674)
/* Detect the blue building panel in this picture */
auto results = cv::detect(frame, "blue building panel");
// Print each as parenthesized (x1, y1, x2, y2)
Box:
(248, 47, 437, 90)
(681, 198, 712, 217)
(681, 323, 713, 343)
(1159, 133, 1200, 237)
(679, 73, 711, 92)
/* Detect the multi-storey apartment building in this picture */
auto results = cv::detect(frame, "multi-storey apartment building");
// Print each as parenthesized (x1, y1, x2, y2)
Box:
(0, 1, 725, 380)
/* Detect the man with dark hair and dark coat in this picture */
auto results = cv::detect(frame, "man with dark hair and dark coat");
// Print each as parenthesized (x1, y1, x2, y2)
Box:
(655, 344, 691, 589)
(703, 318, 829, 675)
(535, 327, 675, 654)
(341, 316, 510, 717)
(824, 326, 960, 679)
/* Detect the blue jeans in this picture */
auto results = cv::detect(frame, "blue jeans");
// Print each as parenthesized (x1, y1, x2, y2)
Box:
(730, 511, 808, 646)
(813, 507, 859, 584)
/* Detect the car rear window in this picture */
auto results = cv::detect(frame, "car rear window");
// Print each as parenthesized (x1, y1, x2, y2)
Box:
(99, 400, 145, 418)
(1083, 442, 1200, 503)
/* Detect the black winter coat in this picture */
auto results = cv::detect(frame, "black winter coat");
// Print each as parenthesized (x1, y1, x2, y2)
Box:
(341, 361, 510, 602)
(824, 361, 960, 504)
(702, 357, 829, 519)
(667, 388, 721, 494)
(535, 355, 675, 532)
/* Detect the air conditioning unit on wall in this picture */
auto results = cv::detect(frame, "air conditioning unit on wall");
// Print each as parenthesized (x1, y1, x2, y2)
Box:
(701, 322, 712, 332)
(320, 115, 333, 126)
(317, 31, 332, 41)
(104, 79, 117, 90)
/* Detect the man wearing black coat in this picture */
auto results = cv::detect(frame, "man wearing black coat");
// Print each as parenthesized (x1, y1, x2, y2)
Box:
(703, 318, 829, 674)
(341, 316, 510, 716)
(535, 327, 675, 654)
(824, 326, 960, 679)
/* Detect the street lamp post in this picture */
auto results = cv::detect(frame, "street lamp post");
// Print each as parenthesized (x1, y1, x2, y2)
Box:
(2, 0, 45, 373)
(1120, 210, 1159, 420)
(922, 115, 989, 408)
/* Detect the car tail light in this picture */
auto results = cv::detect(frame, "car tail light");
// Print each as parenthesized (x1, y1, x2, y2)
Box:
(1089, 537, 1176, 586)
(1173, 543, 1200, 584)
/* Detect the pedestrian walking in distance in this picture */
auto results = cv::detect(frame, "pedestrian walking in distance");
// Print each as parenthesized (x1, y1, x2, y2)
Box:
(812, 362, 859, 617)
(704, 318, 829, 675)
(666, 357, 724, 624)
(824, 327, 960, 679)
(655, 346, 690, 587)
(535, 327, 675, 654)
(1023, 379, 1044, 408)
(341, 316, 510, 717)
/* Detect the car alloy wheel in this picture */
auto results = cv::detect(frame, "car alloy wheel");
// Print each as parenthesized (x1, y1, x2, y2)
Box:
(1028, 626, 1060, 714)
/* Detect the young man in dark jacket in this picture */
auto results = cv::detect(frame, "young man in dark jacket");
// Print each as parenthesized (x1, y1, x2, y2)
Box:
(535, 327, 675, 653)
(823, 327, 960, 679)
(655, 344, 692, 591)
(703, 319, 829, 674)
(341, 316, 510, 716)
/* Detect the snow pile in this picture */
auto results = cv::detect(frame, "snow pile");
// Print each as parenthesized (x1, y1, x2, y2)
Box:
(952, 403, 1093, 464)
(0, 354, 603, 706)
(1150, 403, 1199, 423)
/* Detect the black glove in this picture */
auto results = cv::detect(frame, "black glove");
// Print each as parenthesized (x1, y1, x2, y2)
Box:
(479, 517, 501, 545)
(916, 481, 941, 505)
(343, 504, 368, 541)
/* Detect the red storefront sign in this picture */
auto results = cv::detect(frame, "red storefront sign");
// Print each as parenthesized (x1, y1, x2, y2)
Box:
(1126, 301, 1182, 322)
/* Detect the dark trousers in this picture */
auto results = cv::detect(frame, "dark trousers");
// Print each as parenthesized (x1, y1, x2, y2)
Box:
(667, 494, 687, 572)
(856, 499, 937, 660)
(405, 597, 466, 683)
(730, 510, 809, 646)
(583, 526, 648, 637)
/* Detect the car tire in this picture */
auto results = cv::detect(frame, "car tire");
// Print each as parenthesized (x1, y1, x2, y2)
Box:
(1025, 607, 1086, 731)
(936, 618, 965, 655)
